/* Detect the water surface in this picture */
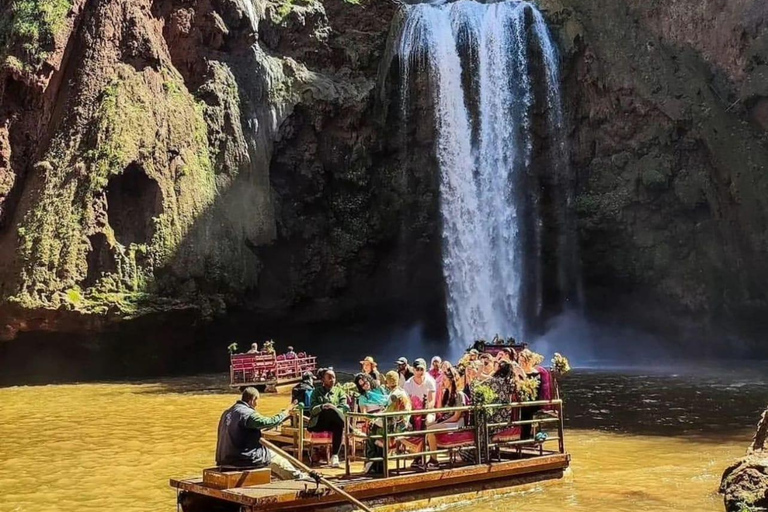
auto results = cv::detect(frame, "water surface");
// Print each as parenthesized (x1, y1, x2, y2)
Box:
(1, 366, 765, 512)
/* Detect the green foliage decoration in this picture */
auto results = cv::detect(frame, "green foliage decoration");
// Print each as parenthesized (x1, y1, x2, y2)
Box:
(472, 384, 498, 405)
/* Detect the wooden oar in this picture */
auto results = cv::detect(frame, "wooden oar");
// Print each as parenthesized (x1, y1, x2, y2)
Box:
(260, 438, 374, 512)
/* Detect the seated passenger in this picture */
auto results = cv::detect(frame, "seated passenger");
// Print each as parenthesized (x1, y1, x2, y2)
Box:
(425, 368, 467, 469)
(383, 370, 400, 392)
(477, 353, 495, 382)
(215, 387, 312, 481)
(308, 368, 348, 468)
(291, 371, 314, 408)
(518, 349, 544, 439)
(285, 346, 297, 359)
(395, 357, 414, 388)
(403, 358, 437, 468)
(437, 361, 454, 407)
(429, 356, 442, 380)
(404, 358, 437, 426)
(246, 342, 259, 354)
(355, 373, 389, 413)
(429, 357, 444, 406)
(359, 356, 382, 386)
(463, 361, 481, 390)
(477, 361, 518, 435)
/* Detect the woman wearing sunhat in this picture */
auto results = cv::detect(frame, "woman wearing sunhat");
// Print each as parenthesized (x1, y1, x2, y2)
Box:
(359, 356, 382, 386)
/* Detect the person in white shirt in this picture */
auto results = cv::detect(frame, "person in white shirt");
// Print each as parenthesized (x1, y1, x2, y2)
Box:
(403, 358, 437, 468)
(403, 358, 436, 423)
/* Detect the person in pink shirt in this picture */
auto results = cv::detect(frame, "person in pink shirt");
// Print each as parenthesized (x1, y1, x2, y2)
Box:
(430, 356, 443, 406)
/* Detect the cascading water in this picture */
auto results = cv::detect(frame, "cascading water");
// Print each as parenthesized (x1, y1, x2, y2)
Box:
(389, 0, 574, 350)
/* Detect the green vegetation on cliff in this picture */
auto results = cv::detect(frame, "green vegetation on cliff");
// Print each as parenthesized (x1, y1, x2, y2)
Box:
(0, 0, 73, 73)
(14, 64, 217, 316)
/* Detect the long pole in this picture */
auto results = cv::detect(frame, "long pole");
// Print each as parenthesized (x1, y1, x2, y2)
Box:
(260, 438, 374, 512)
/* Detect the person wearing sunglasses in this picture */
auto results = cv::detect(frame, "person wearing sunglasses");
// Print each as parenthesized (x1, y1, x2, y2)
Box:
(403, 358, 437, 468)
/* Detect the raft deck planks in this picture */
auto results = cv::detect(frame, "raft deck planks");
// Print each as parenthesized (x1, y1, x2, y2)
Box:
(171, 453, 570, 510)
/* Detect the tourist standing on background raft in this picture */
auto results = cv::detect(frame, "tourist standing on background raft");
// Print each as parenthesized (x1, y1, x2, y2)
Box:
(308, 368, 348, 468)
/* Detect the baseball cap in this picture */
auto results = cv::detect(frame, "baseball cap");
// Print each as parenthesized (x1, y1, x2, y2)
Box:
(395, 357, 408, 365)
(414, 358, 427, 369)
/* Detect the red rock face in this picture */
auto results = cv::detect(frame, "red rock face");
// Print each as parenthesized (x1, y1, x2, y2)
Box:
(0, 122, 12, 226)
(0, 0, 767, 361)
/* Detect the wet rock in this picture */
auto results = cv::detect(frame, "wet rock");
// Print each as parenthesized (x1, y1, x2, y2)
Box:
(720, 407, 768, 512)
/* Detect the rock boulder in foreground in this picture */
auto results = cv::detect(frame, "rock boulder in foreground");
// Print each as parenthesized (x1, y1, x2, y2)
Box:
(721, 408, 768, 512)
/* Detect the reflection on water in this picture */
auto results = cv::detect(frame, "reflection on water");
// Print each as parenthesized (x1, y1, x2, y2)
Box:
(0, 366, 766, 512)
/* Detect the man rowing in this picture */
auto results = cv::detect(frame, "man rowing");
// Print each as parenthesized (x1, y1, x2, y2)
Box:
(216, 387, 313, 481)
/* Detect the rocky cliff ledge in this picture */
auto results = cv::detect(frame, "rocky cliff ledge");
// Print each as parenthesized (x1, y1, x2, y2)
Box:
(0, 0, 767, 359)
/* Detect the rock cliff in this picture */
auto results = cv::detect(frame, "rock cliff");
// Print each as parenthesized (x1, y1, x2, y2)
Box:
(545, 0, 768, 352)
(0, 0, 767, 365)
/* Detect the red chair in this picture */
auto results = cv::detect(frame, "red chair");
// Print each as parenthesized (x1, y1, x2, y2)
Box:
(435, 430, 475, 467)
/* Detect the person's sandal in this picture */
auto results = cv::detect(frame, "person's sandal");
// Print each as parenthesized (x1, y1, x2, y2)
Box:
(426, 459, 440, 470)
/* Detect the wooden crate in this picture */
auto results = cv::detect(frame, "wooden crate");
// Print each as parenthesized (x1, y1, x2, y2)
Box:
(202, 467, 271, 489)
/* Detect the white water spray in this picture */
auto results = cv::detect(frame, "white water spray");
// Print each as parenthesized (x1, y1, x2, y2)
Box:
(393, 0, 567, 351)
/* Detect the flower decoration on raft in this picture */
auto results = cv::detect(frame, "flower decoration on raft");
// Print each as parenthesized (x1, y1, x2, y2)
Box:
(530, 352, 545, 367)
(263, 340, 275, 354)
(227, 342, 238, 355)
(517, 376, 540, 402)
(551, 353, 571, 376)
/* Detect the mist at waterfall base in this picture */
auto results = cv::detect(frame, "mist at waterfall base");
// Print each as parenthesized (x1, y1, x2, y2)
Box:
(306, 313, 675, 375)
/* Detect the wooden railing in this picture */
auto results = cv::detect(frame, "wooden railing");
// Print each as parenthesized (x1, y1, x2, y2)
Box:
(343, 399, 565, 478)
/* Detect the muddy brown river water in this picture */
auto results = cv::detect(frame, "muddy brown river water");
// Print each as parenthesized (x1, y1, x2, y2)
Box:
(1, 366, 766, 512)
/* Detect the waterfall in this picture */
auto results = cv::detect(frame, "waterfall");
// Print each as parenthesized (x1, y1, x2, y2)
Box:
(391, 0, 573, 350)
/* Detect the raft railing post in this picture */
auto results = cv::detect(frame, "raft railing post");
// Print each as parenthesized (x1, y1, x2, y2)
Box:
(382, 415, 390, 479)
(298, 405, 305, 464)
(345, 413, 351, 476)
(475, 403, 481, 464)
(558, 399, 565, 454)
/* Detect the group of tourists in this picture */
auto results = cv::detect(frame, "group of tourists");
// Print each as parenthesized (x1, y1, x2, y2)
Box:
(347, 348, 552, 473)
(216, 343, 564, 481)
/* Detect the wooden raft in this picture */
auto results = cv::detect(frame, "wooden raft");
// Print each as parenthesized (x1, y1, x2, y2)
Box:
(171, 453, 570, 511)
(202, 467, 272, 489)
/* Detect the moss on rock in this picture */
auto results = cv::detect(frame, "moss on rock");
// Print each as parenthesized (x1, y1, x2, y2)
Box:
(13, 63, 217, 316)
(0, 0, 73, 73)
